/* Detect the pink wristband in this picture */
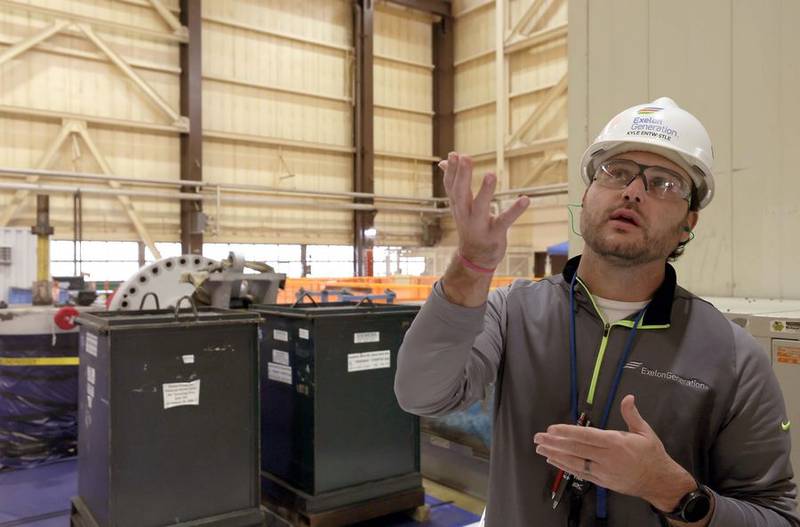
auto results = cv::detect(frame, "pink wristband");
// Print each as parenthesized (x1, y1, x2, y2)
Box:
(458, 252, 496, 274)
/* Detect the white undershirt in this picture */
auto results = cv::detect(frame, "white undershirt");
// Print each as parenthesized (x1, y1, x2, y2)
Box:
(594, 295, 650, 323)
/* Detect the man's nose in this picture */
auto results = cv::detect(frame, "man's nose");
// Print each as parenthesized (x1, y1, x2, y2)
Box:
(622, 174, 647, 203)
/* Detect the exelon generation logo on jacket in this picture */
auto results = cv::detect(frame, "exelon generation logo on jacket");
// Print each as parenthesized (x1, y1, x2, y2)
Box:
(624, 361, 710, 391)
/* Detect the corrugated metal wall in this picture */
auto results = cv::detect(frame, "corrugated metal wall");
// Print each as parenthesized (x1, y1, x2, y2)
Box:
(0, 0, 436, 248)
(202, 0, 354, 245)
(444, 0, 569, 258)
(0, 0, 182, 242)
(568, 0, 800, 298)
(373, 4, 435, 247)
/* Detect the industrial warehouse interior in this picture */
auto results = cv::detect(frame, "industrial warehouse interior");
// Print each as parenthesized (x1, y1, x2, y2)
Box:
(1, 0, 798, 526)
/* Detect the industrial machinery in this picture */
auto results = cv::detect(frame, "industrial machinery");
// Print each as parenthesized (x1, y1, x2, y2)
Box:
(0, 305, 86, 469)
(108, 252, 285, 311)
(740, 310, 800, 480)
(253, 299, 424, 526)
(71, 306, 264, 527)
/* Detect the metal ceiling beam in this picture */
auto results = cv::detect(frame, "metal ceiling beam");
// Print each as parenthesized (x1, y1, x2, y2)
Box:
(180, 0, 203, 255)
(385, 0, 451, 17)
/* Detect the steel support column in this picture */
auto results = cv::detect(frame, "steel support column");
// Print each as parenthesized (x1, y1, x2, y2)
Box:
(427, 11, 454, 246)
(179, 0, 203, 255)
(353, 0, 375, 276)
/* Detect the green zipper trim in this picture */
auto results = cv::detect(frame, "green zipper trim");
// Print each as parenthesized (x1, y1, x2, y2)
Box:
(587, 324, 611, 405)
(615, 319, 671, 330)
(575, 277, 669, 405)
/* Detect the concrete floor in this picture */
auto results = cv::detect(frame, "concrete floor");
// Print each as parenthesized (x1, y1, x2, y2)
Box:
(423, 478, 486, 516)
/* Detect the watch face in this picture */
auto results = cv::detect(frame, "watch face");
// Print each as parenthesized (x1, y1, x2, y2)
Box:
(683, 492, 712, 522)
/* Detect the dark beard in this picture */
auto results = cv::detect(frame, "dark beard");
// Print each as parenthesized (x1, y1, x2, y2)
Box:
(581, 204, 683, 267)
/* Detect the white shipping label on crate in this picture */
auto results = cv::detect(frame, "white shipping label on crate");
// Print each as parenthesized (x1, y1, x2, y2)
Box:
(272, 349, 290, 366)
(163, 380, 201, 410)
(298, 328, 310, 340)
(353, 331, 380, 344)
(86, 365, 96, 385)
(273, 329, 289, 342)
(182, 354, 195, 364)
(85, 334, 98, 357)
(268, 362, 292, 385)
(348, 350, 391, 372)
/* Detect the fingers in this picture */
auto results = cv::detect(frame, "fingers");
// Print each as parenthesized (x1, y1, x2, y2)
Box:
(621, 394, 652, 436)
(535, 435, 605, 462)
(472, 172, 497, 217)
(543, 454, 603, 488)
(440, 155, 456, 195)
(495, 195, 530, 231)
(539, 424, 614, 448)
(451, 154, 474, 210)
(439, 152, 474, 219)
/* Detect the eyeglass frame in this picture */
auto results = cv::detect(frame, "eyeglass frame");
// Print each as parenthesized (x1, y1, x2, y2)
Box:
(592, 159, 694, 205)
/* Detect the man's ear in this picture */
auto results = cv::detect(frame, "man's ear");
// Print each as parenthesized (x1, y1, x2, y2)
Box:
(684, 211, 699, 238)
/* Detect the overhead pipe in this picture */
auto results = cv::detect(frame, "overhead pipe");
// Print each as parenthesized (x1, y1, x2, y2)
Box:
(0, 181, 449, 215)
(0, 166, 442, 204)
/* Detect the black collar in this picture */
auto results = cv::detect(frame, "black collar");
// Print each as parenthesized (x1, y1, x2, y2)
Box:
(562, 255, 676, 326)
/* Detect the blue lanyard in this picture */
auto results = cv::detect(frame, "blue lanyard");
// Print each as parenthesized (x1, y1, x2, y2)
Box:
(568, 274, 648, 521)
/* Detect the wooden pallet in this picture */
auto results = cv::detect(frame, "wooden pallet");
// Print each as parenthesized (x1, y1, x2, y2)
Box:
(262, 487, 426, 527)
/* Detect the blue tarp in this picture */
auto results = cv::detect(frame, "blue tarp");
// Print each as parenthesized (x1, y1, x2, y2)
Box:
(547, 241, 569, 255)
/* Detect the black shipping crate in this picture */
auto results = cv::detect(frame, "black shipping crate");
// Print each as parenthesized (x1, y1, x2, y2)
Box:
(73, 307, 264, 527)
(253, 300, 422, 514)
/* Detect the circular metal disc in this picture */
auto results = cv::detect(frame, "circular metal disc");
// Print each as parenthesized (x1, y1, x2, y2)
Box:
(108, 255, 215, 311)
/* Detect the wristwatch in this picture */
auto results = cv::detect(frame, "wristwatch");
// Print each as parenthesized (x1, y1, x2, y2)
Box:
(662, 484, 712, 523)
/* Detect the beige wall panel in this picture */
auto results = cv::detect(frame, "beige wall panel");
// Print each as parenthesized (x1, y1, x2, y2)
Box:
(202, 20, 351, 102)
(203, 0, 351, 49)
(777, 0, 800, 298)
(374, 7, 432, 66)
(0, 0, 181, 243)
(374, 157, 429, 197)
(19, 0, 177, 31)
(374, 109, 431, 156)
(203, 140, 352, 244)
(569, 0, 799, 298)
(374, 60, 432, 114)
(649, 0, 733, 297)
(454, 57, 494, 113)
(0, 12, 179, 124)
(453, 0, 491, 16)
(454, 6, 493, 63)
(375, 213, 422, 246)
(0, 12, 179, 68)
(729, 0, 787, 298)
(568, 0, 649, 257)
(0, 118, 180, 241)
(203, 80, 351, 146)
(508, 40, 566, 95)
(508, 0, 567, 30)
(509, 156, 565, 187)
(509, 89, 567, 143)
(205, 142, 352, 193)
(455, 102, 495, 154)
(371, 8, 433, 245)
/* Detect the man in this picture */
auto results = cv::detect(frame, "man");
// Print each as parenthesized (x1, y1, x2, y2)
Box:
(395, 97, 799, 526)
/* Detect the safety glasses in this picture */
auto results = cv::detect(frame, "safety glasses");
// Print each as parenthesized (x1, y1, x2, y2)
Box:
(593, 159, 692, 203)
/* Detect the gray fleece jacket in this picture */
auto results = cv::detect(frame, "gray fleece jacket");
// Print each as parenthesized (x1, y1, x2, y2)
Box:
(395, 256, 799, 526)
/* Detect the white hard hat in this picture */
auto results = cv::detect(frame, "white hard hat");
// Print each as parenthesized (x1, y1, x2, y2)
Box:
(579, 97, 715, 209)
